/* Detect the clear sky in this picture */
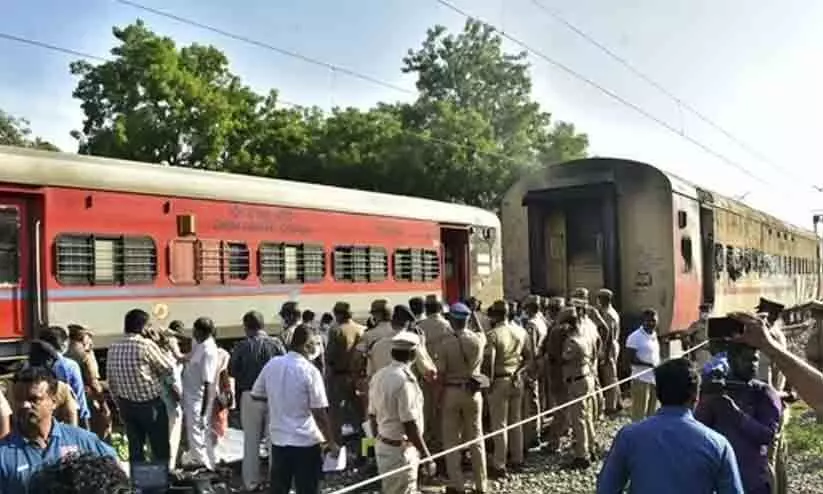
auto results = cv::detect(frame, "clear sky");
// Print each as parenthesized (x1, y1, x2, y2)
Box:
(1, 0, 822, 227)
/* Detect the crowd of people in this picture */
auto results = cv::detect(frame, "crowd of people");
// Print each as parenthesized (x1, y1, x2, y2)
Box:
(1, 290, 823, 494)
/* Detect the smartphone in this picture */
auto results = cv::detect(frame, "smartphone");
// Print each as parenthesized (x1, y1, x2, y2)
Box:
(707, 316, 744, 340)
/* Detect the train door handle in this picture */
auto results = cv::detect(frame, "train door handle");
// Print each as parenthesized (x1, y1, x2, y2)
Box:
(34, 219, 44, 326)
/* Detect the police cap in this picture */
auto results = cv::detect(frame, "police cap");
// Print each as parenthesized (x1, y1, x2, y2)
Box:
(571, 288, 589, 300)
(487, 300, 508, 316)
(755, 297, 785, 314)
(333, 301, 351, 314)
(391, 331, 420, 351)
(371, 299, 391, 316)
(449, 302, 472, 320)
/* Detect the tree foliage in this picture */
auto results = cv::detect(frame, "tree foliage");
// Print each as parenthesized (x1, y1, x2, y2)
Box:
(0, 110, 60, 151)
(70, 19, 588, 210)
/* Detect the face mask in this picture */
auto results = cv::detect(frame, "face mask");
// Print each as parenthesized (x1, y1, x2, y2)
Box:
(59, 342, 69, 355)
(307, 346, 321, 361)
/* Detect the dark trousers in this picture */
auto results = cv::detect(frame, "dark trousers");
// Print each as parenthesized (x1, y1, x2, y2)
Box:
(117, 396, 170, 466)
(270, 444, 323, 494)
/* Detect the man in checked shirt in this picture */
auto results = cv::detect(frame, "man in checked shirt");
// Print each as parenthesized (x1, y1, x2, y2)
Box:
(106, 308, 175, 470)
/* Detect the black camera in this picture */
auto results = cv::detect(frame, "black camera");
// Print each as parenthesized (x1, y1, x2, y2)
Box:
(707, 317, 744, 340)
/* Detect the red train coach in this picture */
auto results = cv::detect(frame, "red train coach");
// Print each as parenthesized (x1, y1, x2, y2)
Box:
(0, 146, 502, 362)
(502, 157, 821, 347)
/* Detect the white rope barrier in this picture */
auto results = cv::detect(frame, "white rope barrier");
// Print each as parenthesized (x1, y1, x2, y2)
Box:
(328, 341, 710, 494)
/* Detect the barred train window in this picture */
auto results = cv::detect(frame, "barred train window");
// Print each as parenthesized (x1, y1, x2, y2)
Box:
(394, 248, 440, 282)
(0, 208, 19, 284)
(259, 243, 326, 284)
(333, 246, 387, 282)
(226, 242, 250, 280)
(55, 234, 157, 285)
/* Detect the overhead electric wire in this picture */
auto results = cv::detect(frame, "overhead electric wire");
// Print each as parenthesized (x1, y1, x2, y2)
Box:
(1, 1, 807, 195)
(0, 30, 521, 166)
(432, 0, 778, 186)
(115, 0, 806, 191)
(527, 0, 808, 185)
(114, 0, 415, 97)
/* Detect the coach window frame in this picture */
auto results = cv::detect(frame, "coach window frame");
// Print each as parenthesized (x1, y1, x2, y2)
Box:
(54, 233, 158, 286)
(333, 245, 384, 282)
(226, 241, 251, 281)
(259, 242, 327, 284)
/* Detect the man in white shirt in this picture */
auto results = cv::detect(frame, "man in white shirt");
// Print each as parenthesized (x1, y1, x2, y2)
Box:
(182, 317, 219, 470)
(625, 309, 661, 421)
(252, 324, 339, 494)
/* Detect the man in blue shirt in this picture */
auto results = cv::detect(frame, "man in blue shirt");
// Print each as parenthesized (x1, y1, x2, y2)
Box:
(0, 366, 116, 494)
(597, 358, 744, 494)
(40, 327, 91, 427)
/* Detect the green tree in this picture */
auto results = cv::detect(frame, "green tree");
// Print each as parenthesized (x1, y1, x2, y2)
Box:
(400, 19, 588, 209)
(0, 110, 60, 151)
(70, 20, 305, 173)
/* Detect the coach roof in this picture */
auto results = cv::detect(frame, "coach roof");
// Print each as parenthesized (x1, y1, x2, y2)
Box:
(0, 146, 500, 228)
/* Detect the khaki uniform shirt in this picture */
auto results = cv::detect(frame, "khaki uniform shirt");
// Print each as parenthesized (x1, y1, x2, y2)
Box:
(368, 361, 425, 440)
(369, 333, 437, 378)
(561, 328, 596, 382)
(525, 315, 548, 360)
(356, 322, 395, 377)
(418, 314, 453, 361)
(326, 320, 366, 374)
(580, 316, 601, 373)
(485, 322, 527, 378)
(602, 306, 621, 362)
(437, 330, 484, 384)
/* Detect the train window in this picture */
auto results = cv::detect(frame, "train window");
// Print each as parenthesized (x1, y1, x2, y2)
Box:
(227, 242, 250, 280)
(259, 243, 326, 284)
(197, 239, 223, 284)
(123, 236, 158, 284)
(677, 210, 687, 229)
(333, 246, 375, 282)
(680, 236, 693, 273)
(714, 243, 724, 277)
(0, 208, 20, 284)
(368, 248, 389, 282)
(422, 249, 440, 281)
(394, 248, 440, 282)
(94, 239, 116, 284)
(55, 234, 157, 286)
(302, 245, 326, 282)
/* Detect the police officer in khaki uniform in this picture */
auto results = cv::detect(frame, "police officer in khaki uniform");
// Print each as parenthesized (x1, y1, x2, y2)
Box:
(684, 303, 713, 369)
(541, 297, 569, 451)
(357, 299, 396, 375)
(485, 300, 528, 477)
(368, 332, 435, 494)
(560, 307, 597, 469)
(594, 289, 622, 415)
(437, 302, 487, 494)
(418, 295, 453, 456)
(571, 288, 605, 420)
(521, 295, 547, 450)
(326, 301, 366, 443)
(370, 305, 438, 381)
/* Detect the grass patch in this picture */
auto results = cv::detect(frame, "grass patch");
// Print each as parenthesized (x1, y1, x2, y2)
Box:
(784, 401, 823, 456)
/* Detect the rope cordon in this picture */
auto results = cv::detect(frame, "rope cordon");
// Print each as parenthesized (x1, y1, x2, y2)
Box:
(328, 341, 710, 494)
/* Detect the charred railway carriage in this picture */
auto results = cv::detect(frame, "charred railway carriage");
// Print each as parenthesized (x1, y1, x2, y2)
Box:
(502, 157, 820, 342)
(0, 146, 502, 363)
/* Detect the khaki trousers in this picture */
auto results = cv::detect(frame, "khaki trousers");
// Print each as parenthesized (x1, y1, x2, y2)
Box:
(631, 380, 657, 421)
(488, 377, 524, 470)
(568, 376, 596, 459)
(599, 359, 620, 412)
(423, 381, 442, 453)
(442, 386, 487, 492)
(521, 378, 541, 448)
(375, 441, 419, 494)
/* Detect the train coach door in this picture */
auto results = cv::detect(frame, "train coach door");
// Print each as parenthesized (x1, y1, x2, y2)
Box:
(441, 227, 469, 304)
(0, 198, 36, 350)
(699, 205, 716, 306)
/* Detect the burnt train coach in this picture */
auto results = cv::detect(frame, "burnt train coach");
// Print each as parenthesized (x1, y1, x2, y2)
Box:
(0, 146, 502, 361)
(501, 157, 820, 338)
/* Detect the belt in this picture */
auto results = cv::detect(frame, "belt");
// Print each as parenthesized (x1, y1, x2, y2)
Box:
(378, 435, 408, 447)
(444, 382, 475, 391)
(494, 373, 512, 379)
(565, 374, 590, 384)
